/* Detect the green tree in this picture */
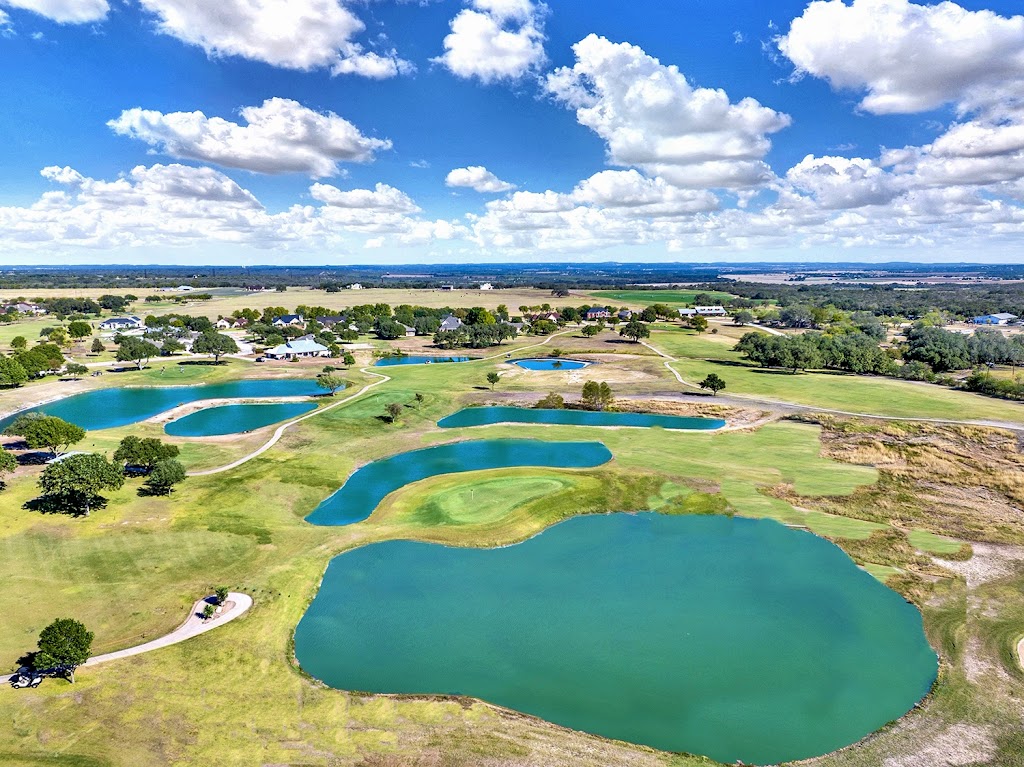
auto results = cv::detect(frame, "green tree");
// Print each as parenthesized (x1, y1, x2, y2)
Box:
(90, 338, 105, 354)
(316, 373, 346, 396)
(581, 381, 614, 411)
(116, 337, 160, 370)
(342, 352, 356, 366)
(113, 436, 180, 471)
(0, 447, 16, 488)
(11, 335, 27, 351)
(214, 587, 229, 605)
(65, 363, 89, 379)
(0, 356, 28, 388)
(733, 310, 754, 326)
(202, 604, 215, 620)
(486, 371, 500, 389)
(581, 324, 601, 338)
(619, 320, 651, 343)
(386, 402, 403, 423)
(35, 618, 93, 683)
(143, 459, 186, 496)
(192, 331, 239, 364)
(38, 453, 124, 516)
(536, 392, 565, 409)
(699, 373, 727, 395)
(160, 338, 185, 356)
(689, 315, 709, 334)
(48, 328, 68, 346)
(5, 414, 85, 456)
(67, 321, 92, 340)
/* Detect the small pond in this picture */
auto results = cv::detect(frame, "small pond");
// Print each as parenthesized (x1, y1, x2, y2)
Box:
(513, 358, 590, 371)
(164, 402, 319, 437)
(438, 406, 725, 431)
(0, 379, 322, 432)
(295, 513, 938, 765)
(374, 356, 473, 367)
(305, 438, 612, 526)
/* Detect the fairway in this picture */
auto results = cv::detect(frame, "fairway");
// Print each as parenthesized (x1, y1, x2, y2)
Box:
(589, 289, 736, 306)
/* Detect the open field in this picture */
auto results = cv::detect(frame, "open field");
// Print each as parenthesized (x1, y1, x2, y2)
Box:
(0, 307, 1023, 766)
(587, 289, 736, 306)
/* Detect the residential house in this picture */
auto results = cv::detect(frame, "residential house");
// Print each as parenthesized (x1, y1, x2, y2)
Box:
(585, 308, 611, 321)
(400, 323, 417, 337)
(695, 306, 727, 316)
(99, 315, 144, 331)
(264, 336, 330, 360)
(272, 314, 305, 328)
(973, 313, 1018, 325)
(215, 318, 233, 330)
(618, 310, 633, 321)
(439, 314, 464, 332)
(349, 283, 364, 290)
(526, 311, 560, 323)
(479, 283, 494, 290)
(440, 284, 455, 291)
(5, 301, 46, 315)
(319, 315, 347, 328)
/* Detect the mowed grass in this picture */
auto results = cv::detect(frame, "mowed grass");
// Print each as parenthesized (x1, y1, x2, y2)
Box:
(588, 289, 736, 306)
(651, 325, 1024, 424)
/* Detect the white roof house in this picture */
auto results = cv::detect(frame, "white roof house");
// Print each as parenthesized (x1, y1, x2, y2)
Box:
(480, 283, 494, 290)
(264, 337, 330, 359)
(695, 306, 728, 316)
(99, 315, 144, 331)
(349, 283, 364, 290)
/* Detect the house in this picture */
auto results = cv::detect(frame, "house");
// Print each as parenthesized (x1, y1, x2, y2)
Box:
(243, 285, 266, 292)
(480, 283, 494, 291)
(678, 308, 697, 317)
(215, 318, 233, 330)
(618, 310, 633, 321)
(400, 323, 417, 337)
(526, 311, 560, 323)
(272, 314, 305, 328)
(6, 302, 46, 315)
(349, 283, 364, 290)
(319, 315, 347, 328)
(99, 315, 144, 331)
(439, 314, 463, 332)
(440, 284, 455, 291)
(695, 306, 728, 316)
(585, 308, 611, 321)
(973, 313, 1018, 325)
(264, 336, 330, 360)
(509, 321, 528, 334)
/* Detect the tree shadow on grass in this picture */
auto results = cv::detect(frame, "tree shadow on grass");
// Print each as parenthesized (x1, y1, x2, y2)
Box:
(136, 485, 172, 498)
(23, 493, 109, 517)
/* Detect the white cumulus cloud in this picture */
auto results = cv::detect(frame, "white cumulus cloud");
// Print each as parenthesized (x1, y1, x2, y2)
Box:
(109, 98, 391, 178)
(433, 0, 546, 83)
(136, 0, 410, 77)
(446, 166, 517, 193)
(546, 35, 791, 189)
(778, 0, 1024, 115)
(0, 0, 108, 23)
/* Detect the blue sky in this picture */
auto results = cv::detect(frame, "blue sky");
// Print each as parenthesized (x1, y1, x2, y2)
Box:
(1, 0, 1024, 264)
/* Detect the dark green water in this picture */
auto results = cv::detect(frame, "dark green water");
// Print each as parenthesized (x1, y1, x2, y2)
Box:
(305, 439, 612, 526)
(295, 514, 937, 764)
(164, 402, 318, 437)
(438, 406, 725, 430)
(0, 379, 322, 431)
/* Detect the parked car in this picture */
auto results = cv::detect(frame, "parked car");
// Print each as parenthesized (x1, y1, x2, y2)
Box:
(255, 356, 265, 363)
(9, 667, 42, 688)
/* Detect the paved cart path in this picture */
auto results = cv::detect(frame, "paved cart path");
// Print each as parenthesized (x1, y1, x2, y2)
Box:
(1, 592, 252, 684)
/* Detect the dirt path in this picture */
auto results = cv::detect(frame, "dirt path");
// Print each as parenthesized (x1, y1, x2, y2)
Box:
(1, 592, 252, 684)
(640, 341, 1024, 434)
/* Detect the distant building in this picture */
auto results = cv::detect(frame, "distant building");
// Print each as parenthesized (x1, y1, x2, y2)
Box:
(264, 337, 330, 360)
(479, 283, 494, 291)
(618, 310, 633, 321)
(526, 311, 560, 323)
(440, 284, 455, 291)
(973, 313, 1018, 325)
(349, 283, 364, 290)
(215, 318, 232, 330)
(319, 315, 347, 328)
(678, 308, 696, 317)
(400, 323, 417, 337)
(99, 315, 144, 331)
(695, 306, 728, 316)
(585, 308, 611, 321)
(439, 314, 464, 332)
(6, 302, 46, 315)
(272, 314, 305, 328)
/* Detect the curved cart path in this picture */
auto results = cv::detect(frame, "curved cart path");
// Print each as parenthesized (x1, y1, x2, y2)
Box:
(1, 592, 252, 684)
(190, 332, 574, 477)
(640, 341, 1024, 434)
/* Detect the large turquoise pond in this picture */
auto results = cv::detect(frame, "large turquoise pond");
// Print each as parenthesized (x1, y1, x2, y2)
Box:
(295, 513, 937, 764)
(305, 439, 612, 526)
(514, 358, 590, 370)
(0, 379, 322, 432)
(165, 402, 318, 437)
(438, 406, 726, 431)
(374, 355, 472, 367)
